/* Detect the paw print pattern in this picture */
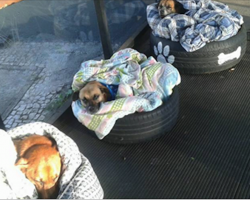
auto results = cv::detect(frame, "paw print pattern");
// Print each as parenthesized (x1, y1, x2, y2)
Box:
(154, 42, 175, 64)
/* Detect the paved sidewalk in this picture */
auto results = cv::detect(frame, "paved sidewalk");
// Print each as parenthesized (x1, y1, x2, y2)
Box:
(0, 40, 102, 129)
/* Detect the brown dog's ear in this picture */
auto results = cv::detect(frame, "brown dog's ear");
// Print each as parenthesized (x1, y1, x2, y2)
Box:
(99, 86, 111, 101)
(99, 86, 109, 94)
(15, 157, 29, 171)
(72, 91, 80, 101)
(174, 1, 187, 14)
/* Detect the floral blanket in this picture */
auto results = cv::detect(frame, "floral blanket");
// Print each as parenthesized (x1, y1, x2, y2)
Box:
(147, 0, 243, 52)
(71, 48, 181, 139)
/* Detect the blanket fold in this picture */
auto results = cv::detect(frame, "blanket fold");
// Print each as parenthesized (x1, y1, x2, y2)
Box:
(72, 48, 181, 139)
(147, 0, 243, 52)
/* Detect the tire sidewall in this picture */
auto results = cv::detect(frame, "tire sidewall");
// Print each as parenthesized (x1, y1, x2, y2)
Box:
(150, 25, 247, 74)
(102, 87, 180, 144)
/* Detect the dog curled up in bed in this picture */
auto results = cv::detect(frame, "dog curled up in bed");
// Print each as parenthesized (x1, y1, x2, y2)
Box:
(72, 80, 118, 114)
(14, 135, 62, 199)
(158, 0, 187, 18)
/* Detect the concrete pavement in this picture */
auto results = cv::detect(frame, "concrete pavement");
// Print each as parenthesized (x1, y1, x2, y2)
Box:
(0, 40, 102, 129)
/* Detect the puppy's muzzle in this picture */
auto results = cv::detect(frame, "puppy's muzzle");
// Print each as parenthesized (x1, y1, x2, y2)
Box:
(159, 7, 173, 17)
(72, 91, 101, 114)
(87, 104, 100, 114)
(83, 100, 101, 114)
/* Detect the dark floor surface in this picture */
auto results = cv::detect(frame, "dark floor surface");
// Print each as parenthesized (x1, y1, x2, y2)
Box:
(54, 31, 250, 198)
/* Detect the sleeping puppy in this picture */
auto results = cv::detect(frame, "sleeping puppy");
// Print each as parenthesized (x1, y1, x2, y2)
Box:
(158, 0, 187, 18)
(14, 135, 62, 199)
(72, 81, 112, 114)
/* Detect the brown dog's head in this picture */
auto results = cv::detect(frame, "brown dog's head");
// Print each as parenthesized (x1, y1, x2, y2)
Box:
(72, 81, 110, 114)
(15, 135, 61, 199)
(158, 0, 186, 18)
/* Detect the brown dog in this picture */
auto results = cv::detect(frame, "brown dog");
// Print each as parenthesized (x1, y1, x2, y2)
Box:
(72, 81, 111, 114)
(14, 135, 61, 199)
(158, 0, 187, 18)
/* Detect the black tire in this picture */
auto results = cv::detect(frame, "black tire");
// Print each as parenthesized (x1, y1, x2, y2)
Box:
(150, 25, 247, 74)
(86, 87, 179, 144)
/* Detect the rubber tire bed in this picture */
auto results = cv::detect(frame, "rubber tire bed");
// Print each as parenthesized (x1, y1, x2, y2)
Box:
(150, 25, 247, 74)
(87, 87, 179, 144)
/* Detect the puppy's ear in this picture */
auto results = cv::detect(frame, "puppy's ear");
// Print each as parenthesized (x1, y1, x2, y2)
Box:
(72, 91, 80, 101)
(15, 157, 29, 172)
(175, 1, 187, 14)
(46, 135, 58, 149)
(99, 86, 109, 95)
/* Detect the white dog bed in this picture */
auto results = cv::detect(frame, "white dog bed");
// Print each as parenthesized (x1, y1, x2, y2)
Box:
(0, 122, 104, 199)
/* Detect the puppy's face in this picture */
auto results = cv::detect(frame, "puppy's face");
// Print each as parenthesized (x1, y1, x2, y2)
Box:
(73, 81, 110, 114)
(15, 135, 61, 199)
(158, 0, 186, 18)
